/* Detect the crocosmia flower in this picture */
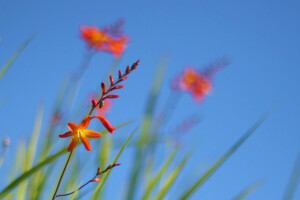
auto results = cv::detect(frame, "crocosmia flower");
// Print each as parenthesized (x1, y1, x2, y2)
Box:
(80, 22, 129, 58)
(172, 67, 212, 103)
(59, 115, 116, 151)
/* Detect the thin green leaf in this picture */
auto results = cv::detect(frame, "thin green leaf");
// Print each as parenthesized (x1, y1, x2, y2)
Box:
(90, 126, 138, 200)
(155, 154, 190, 200)
(0, 120, 133, 199)
(0, 148, 66, 199)
(142, 150, 178, 200)
(0, 37, 33, 79)
(179, 110, 272, 200)
(282, 153, 300, 200)
(69, 183, 82, 200)
(232, 180, 264, 200)
(26, 105, 43, 168)
(126, 56, 168, 200)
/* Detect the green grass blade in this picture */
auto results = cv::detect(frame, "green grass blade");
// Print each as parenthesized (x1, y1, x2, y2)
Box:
(0, 148, 66, 199)
(179, 110, 272, 200)
(90, 126, 138, 200)
(155, 154, 190, 200)
(282, 153, 300, 200)
(25, 105, 43, 168)
(126, 56, 168, 200)
(232, 180, 264, 200)
(0, 37, 33, 80)
(142, 150, 178, 200)
(69, 183, 82, 200)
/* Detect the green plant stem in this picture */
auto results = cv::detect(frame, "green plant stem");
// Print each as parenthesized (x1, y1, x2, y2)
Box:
(52, 150, 73, 200)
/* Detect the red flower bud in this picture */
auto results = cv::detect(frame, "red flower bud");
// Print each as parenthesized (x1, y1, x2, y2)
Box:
(92, 99, 97, 107)
(93, 116, 116, 133)
(109, 75, 114, 85)
(131, 60, 139, 70)
(91, 178, 101, 182)
(105, 95, 120, 99)
(126, 66, 130, 74)
(112, 85, 124, 90)
(118, 70, 122, 78)
(97, 167, 101, 175)
(101, 82, 106, 93)
(113, 163, 121, 167)
(121, 76, 128, 81)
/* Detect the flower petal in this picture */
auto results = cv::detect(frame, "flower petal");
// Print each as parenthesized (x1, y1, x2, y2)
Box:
(93, 116, 116, 133)
(84, 129, 102, 138)
(80, 115, 93, 129)
(59, 131, 73, 138)
(80, 135, 91, 151)
(68, 122, 79, 132)
(67, 136, 79, 152)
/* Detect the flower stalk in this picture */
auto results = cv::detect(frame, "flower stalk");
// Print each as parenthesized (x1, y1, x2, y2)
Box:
(55, 163, 120, 198)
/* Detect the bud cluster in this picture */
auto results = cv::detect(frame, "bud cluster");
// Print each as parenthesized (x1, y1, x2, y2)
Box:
(91, 60, 140, 110)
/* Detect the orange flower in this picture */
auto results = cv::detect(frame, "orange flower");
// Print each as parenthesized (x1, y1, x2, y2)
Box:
(80, 25, 129, 58)
(175, 67, 212, 102)
(59, 115, 116, 152)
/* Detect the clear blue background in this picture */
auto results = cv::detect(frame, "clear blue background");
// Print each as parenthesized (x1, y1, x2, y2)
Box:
(0, 0, 300, 199)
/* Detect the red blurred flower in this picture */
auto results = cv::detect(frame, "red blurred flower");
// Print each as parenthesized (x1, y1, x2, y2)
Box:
(96, 99, 112, 116)
(80, 22, 129, 58)
(89, 94, 112, 116)
(173, 67, 212, 102)
(59, 115, 116, 152)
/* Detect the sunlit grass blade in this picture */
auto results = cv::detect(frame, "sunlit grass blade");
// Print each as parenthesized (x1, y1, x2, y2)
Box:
(69, 183, 82, 200)
(282, 153, 300, 200)
(0, 37, 33, 80)
(90, 126, 138, 200)
(126, 56, 168, 200)
(0, 148, 66, 199)
(97, 135, 112, 199)
(154, 154, 190, 200)
(25, 105, 43, 168)
(142, 150, 178, 200)
(6, 141, 26, 200)
(179, 110, 272, 200)
(232, 180, 264, 200)
(22, 105, 43, 200)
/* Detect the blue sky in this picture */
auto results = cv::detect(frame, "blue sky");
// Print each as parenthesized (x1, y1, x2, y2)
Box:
(1, 0, 300, 199)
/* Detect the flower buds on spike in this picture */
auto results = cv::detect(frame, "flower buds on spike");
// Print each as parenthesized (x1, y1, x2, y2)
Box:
(92, 99, 97, 107)
(109, 75, 114, 85)
(97, 167, 101, 175)
(101, 82, 106, 93)
(91, 178, 101, 182)
(119, 70, 122, 78)
(105, 95, 120, 99)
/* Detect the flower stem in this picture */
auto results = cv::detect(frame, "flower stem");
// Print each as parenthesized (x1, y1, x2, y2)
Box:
(52, 150, 73, 200)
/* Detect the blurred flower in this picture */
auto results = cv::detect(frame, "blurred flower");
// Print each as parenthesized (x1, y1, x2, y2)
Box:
(80, 21, 129, 58)
(59, 115, 116, 152)
(96, 99, 112, 116)
(89, 94, 112, 116)
(51, 111, 62, 125)
(3, 138, 10, 147)
(173, 67, 212, 102)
